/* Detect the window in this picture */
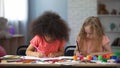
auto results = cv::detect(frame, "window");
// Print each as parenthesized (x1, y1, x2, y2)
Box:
(3, 0, 28, 21)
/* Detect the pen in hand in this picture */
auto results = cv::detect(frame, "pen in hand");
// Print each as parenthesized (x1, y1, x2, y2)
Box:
(76, 41, 85, 61)
(76, 41, 81, 56)
(34, 45, 46, 57)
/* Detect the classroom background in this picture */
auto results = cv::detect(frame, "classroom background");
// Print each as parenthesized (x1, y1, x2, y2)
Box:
(0, 0, 120, 55)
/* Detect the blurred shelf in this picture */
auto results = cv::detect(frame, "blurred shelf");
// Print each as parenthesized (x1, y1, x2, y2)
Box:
(0, 34, 25, 55)
(105, 31, 120, 33)
(98, 15, 120, 17)
(112, 46, 120, 53)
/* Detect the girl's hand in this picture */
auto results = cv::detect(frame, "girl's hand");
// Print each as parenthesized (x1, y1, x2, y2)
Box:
(48, 53, 56, 57)
(33, 52, 45, 58)
(75, 51, 82, 56)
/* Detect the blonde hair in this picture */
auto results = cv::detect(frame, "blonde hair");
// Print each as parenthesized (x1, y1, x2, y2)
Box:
(78, 16, 105, 54)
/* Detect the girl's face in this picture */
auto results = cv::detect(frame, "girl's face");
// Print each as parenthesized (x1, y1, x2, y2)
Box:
(84, 25, 93, 39)
(44, 35, 55, 43)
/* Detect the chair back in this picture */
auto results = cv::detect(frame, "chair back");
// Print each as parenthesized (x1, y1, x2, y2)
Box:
(16, 45, 28, 56)
(64, 46, 76, 56)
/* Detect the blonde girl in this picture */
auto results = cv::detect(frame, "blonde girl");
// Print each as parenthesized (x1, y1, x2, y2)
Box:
(74, 16, 112, 56)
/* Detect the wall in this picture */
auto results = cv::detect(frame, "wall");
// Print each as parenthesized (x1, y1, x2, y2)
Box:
(67, 0, 97, 45)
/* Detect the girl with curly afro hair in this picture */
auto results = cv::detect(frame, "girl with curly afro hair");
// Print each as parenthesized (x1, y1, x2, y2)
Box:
(26, 11, 70, 57)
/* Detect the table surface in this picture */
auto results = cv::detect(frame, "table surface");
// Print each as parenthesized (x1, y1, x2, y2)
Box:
(0, 55, 120, 67)
(0, 63, 120, 67)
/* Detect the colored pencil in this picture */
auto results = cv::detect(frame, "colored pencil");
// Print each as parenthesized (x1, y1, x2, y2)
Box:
(76, 41, 80, 53)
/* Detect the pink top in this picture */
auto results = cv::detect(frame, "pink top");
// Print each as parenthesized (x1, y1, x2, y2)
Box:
(77, 36, 110, 54)
(30, 35, 66, 56)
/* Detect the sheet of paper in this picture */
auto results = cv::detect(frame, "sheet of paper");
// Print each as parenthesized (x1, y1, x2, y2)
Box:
(1, 55, 21, 59)
(21, 56, 73, 61)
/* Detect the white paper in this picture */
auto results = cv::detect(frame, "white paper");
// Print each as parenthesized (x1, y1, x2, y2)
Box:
(21, 56, 73, 61)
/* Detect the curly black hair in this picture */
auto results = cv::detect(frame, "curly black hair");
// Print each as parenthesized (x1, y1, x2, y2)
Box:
(30, 11, 70, 41)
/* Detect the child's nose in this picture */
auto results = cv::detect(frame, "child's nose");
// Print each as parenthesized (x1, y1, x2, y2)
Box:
(87, 34, 89, 37)
(87, 34, 90, 37)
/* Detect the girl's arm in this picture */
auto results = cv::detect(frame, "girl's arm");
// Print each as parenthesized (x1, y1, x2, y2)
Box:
(89, 43, 112, 56)
(48, 40, 66, 57)
(25, 44, 44, 57)
(74, 37, 83, 56)
(48, 47, 64, 57)
(74, 46, 82, 56)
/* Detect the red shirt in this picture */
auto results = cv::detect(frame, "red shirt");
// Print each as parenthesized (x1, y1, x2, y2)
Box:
(30, 35, 66, 56)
